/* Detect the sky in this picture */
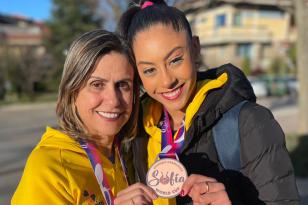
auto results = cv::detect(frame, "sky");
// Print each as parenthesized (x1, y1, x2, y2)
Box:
(0, 0, 52, 21)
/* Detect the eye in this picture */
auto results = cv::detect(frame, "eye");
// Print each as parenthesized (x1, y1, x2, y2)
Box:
(90, 81, 104, 89)
(143, 67, 156, 76)
(117, 81, 131, 91)
(169, 56, 183, 66)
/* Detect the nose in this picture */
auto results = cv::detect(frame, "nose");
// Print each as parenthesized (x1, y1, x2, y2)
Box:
(104, 86, 121, 107)
(161, 69, 177, 89)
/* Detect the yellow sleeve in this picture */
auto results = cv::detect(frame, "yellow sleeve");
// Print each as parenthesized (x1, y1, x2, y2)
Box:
(11, 147, 74, 205)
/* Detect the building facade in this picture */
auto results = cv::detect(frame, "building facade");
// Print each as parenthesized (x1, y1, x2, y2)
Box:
(177, 0, 295, 73)
(0, 14, 46, 55)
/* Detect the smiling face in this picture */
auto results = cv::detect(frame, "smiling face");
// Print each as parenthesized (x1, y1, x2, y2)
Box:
(75, 51, 134, 140)
(133, 24, 197, 115)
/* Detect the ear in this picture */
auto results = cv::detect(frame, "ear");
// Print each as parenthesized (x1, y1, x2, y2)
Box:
(191, 35, 201, 61)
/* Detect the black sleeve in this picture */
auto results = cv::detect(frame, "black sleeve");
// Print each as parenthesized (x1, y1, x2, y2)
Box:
(238, 102, 299, 205)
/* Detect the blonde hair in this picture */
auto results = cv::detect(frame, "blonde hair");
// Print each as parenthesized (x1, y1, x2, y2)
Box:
(56, 29, 139, 142)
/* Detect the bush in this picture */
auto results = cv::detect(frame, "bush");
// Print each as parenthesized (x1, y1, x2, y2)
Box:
(287, 134, 308, 177)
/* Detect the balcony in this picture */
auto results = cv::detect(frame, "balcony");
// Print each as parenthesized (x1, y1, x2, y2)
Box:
(196, 26, 272, 45)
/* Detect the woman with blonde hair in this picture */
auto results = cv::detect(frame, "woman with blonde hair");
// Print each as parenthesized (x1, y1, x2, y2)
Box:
(12, 29, 157, 205)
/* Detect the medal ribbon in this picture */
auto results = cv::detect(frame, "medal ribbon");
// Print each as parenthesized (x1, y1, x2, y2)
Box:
(159, 108, 185, 159)
(79, 138, 128, 205)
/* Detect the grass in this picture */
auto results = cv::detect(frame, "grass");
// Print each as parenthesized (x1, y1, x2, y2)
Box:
(286, 134, 308, 177)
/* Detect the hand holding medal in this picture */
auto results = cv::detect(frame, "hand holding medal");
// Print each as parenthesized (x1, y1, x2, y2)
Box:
(114, 183, 158, 205)
(180, 174, 231, 205)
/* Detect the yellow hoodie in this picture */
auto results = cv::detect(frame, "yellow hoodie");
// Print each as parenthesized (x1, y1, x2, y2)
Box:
(12, 127, 127, 205)
(142, 73, 228, 205)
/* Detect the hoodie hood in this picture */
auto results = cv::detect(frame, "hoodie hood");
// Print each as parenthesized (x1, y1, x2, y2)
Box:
(195, 63, 256, 132)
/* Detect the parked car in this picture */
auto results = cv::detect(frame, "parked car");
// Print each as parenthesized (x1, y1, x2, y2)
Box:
(284, 76, 299, 97)
(248, 77, 269, 98)
(256, 75, 299, 97)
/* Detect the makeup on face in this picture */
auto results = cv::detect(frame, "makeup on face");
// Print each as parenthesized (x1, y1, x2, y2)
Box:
(133, 24, 197, 117)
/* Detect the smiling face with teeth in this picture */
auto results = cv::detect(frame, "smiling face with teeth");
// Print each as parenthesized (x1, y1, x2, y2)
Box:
(75, 51, 134, 144)
(133, 24, 199, 123)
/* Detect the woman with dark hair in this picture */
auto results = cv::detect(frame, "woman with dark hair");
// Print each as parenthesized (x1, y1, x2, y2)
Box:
(12, 29, 157, 205)
(118, 1, 299, 205)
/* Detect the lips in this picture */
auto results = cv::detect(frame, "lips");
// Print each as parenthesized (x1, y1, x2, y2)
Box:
(160, 84, 184, 100)
(97, 111, 121, 120)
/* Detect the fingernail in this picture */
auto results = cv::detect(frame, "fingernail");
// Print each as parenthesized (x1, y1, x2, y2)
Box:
(153, 194, 158, 199)
(180, 190, 185, 197)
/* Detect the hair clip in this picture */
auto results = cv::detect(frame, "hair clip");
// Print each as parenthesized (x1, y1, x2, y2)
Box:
(141, 1, 154, 9)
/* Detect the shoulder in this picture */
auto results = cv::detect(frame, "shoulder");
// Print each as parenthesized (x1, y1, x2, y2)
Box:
(238, 102, 286, 161)
(23, 145, 68, 181)
(240, 102, 274, 121)
(239, 102, 283, 142)
(12, 145, 75, 204)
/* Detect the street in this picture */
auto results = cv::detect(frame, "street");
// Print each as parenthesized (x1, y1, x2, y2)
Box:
(0, 102, 57, 204)
(0, 97, 307, 204)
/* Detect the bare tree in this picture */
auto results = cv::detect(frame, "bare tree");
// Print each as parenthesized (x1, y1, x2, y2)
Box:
(2, 47, 52, 99)
(99, 0, 131, 30)
(295, 0, 308, 134)
(99, 0, 179, 30)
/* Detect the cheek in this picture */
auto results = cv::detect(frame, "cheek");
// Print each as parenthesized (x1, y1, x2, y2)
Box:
(181, 62, 196, 80)
(76, 92, 100, 114)
(140, 76, 156, 92)
(123, 91, 134, 110)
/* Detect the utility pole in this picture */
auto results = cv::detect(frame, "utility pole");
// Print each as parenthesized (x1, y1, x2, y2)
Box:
(295, 0, 308, 134)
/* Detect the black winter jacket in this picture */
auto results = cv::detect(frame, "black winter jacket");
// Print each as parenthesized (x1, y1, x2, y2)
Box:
(126, 64, 299, 205)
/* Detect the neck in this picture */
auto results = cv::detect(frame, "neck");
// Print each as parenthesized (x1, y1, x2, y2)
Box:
(166, 109, 185, 130)
(164, 82, 197, 131)
(92, 135, 115, 158)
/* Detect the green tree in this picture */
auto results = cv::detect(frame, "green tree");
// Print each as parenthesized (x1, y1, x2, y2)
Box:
(44, 0, 104, 89)
(242, 58, 251, 76)
(268, 56, 285, 75)
(0, 54, 7, 100)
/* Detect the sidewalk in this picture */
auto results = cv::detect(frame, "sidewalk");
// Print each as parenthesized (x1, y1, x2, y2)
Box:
(257, 96, 298, 134)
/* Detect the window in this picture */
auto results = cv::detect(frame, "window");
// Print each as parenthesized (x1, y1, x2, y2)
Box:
(236, 43, 252, 59)
(233, 12, 242, 26)
(215, 14, 226, 28)
(259, 10, 284, 19)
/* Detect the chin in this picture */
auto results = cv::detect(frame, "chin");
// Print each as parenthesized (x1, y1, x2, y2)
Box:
(165, 102, 186, 113)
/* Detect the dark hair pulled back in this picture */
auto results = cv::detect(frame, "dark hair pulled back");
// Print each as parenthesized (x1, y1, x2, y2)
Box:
(117, 0, 192, 45)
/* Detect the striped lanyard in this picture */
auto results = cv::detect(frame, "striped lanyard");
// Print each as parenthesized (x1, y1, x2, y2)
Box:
(159, 108, 185, 159)
(79, 138, 128, 205)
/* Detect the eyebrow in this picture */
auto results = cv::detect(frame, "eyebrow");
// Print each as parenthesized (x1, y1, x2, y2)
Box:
(89, 76, 133, 83)
(89, 76, 108, 82)
(137, 46, 184, 66)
